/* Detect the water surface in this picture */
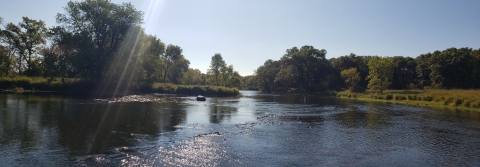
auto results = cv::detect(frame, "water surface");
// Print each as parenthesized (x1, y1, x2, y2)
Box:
(0, 91, 479, 166)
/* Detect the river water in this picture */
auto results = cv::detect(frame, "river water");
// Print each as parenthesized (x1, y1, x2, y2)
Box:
(0, 91, 479, 166)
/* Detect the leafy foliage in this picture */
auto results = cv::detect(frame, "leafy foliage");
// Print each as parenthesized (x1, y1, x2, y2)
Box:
(366, 56, 394, 93)
(340, 67, 360, 91)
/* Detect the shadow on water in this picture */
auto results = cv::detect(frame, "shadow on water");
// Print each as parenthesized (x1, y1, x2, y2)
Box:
(0, 93, 188, 165)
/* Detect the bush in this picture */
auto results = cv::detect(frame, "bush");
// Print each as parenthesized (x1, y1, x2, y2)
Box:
(463, 100, 474, 108)
(453, 98, 463, 107)
(422, 96, 433, 101)
(385, 94, 393, 100)
(407, 95, 416, 101)
(393, 94, 406, 100)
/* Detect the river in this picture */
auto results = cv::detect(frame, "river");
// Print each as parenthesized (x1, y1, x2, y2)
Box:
(0, 91, 479, 166)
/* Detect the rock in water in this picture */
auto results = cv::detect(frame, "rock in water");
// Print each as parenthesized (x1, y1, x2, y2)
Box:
(196, 95, 206, 101)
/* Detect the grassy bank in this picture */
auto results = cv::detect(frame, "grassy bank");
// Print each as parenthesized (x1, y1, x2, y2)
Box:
(0, 76, 239, 96)
(337, 89, 480, 112)
(140, 83, 239, 96)
(0, 76, 95, 92)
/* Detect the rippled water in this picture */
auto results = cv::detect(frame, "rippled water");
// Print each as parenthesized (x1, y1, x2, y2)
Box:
(0, 91, 479, 166)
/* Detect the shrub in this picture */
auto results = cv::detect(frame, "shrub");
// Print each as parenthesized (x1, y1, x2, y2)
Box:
(393, 94, 406, 100)
(452, 98, 463, 107)
(407, 95, 416, 101)
(422, 96, 433, 101)
(463, 100, 474, 108)
(385, 94, 393, 100)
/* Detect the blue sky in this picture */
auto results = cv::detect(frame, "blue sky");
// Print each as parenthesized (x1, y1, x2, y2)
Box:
(1, 0, 479, 76)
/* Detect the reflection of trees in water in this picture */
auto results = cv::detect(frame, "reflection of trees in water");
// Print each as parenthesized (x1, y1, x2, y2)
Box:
(57, 102, 187, 155)
(208, 98, 239, 124)
(333, 102, 392, 129)
(0, 94, 188, 156)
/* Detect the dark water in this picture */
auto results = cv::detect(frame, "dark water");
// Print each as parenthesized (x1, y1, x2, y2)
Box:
(0, 91, 479, 166)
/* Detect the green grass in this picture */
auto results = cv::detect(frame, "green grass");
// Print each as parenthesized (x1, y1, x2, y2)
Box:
(0, 76, 240, 96)
(0, 76, 94, 92)
(144, 83, 239, 96)
(337, 89, 480, 112)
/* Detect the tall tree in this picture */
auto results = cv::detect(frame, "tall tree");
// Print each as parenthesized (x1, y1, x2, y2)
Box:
(340, 67, 361, 91)
(415, 52, 433, 88)
(255, 59, 281, 92)
(2, 17, 48, 75)
(138, 34, 165, 83)
(329, 53, 370, 90)
(391, 56, 417, 89)
(428, 47, 474, 88)
(208, 53, 226, 86)
(55, 0, 144, 81)
(222, 65, 242, 88)
(162, 44, 183, 82)
(366, 56, 394, 93)
(276, 45, 328, 90)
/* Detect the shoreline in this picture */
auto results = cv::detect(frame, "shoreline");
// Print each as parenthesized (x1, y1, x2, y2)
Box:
(337, 90, 480, 112)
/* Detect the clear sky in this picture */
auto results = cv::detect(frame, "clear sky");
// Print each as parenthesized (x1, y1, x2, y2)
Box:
(1, 0, 479, 76)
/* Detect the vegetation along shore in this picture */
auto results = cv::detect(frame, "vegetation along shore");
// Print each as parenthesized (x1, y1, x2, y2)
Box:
(337, 89, 480, 112)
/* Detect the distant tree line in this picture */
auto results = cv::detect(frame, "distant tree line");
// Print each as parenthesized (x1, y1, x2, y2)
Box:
(0, 0, 244, 92)
(254, 46, 480, 93)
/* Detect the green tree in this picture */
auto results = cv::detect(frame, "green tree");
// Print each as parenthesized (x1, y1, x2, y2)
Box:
(137, 34, 165, 83)
(276, 46, 329, 91)
(241, 75, 258, 90)
(429, 47, 474, 88)
(55, 0, 144, 81)
(415, 52, 433, 88)
(340, 67, 361, 91)
(3, 17, 48, 75)
(18, 17, 48, 76)
(208, 53, 226, 86)
(0, 45, 14, 76)
(391, 56, 417, 89)
(366, 56, 394, 93)
(162, 44, 185, 82)
(329, 53, 370, 90)
(255, 59, 281, 92)
(182, 68, 206, 85)
(222, 65, 242, 88)
(169, 56, 190, 84)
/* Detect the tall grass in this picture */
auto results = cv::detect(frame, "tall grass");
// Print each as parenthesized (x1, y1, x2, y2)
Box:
(0, 76, 94, 92)
(0, 77, 240, 96)
(337, 89, 480, 111)
(144, 83, 239, 96)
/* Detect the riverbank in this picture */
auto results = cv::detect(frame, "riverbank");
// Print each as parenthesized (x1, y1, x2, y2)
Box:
(0, 77, 239, 97)
(337, 89, 480, 112)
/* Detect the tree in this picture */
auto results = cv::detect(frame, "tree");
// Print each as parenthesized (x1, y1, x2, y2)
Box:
(182, 68, 206, 85)
(2, 17, 48, 75)
(137, 34, 165, 83)
(276, 45, 329, 90)
(255, 59, 281, 92)
(208, 53, 226, 86)
(329, 53, 370, 90)
(242, 75, 258, 90)
(366, 56, 394, 93)
(18, 17, 48, 76)
(428, 47, 474, 88)
(222, 65, 242, 88)
(55, 0, 144, 81)
(340, 67, 361, 91)
(391, 56, 417, 89)
(169, 56, 190, 84)
(415, 52, 432, 88)
(162, 44, 186, 82)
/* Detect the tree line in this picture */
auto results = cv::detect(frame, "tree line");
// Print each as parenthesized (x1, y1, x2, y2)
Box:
(0, 0, 243, 91)
(253, 46, 480, 93)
